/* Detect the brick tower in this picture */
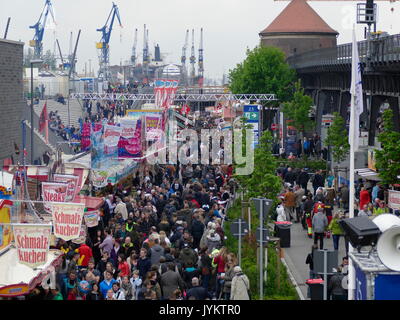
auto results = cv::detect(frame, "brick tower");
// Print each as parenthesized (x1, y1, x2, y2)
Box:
(259, 0, 338, 58)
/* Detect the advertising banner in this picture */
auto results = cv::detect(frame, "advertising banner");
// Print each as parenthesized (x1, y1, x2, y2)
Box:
(154, 79, 165, 109)
(81, 123, 91, 151)
(12, 224, 52, 268)
(42, 182, 68, 214)
(104, 124, 122, 156)
(51, 202, 85, 241)
(388, 190, 400, 210)
(166, 80, 179, 109)
(53, 174, 79, 202)
(84, 210, 99, 228)
(118, 119, 142, 158)
(145, 115, 162, 140)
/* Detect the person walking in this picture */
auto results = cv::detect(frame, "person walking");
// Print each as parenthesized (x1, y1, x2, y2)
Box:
(294, 185, 305, 223)
(359, 186, 371, 211)
(186, 277, 211, 300)
(328, 211, 348, 252)
(339, 183, 349, 211)
(160, 263, 186, 300)
(297, 168, 309, 193)
(283, 188, 296, 222)
(312, 208, 328, 249)
(230, 266, 250, 300)
(312, 170, 324, 195)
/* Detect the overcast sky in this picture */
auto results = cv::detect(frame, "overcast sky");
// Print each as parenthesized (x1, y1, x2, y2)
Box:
(1, 0, 399, 80)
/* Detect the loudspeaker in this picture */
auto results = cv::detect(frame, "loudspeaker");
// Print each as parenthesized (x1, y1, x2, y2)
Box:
(339, 216, 380, 250)
(373, 214, 400, 271)
(377, 226, 400, 272)
(373, 214, 400, 233)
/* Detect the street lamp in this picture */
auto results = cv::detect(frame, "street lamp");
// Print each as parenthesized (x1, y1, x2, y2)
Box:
(30, 59, 43, 164)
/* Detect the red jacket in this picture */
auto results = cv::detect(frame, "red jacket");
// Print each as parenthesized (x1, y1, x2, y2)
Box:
(118, 261, 130, 277)
(359, 190, 371, 210)
(78, 244, 93, 267)
(213, 254, 226, 274)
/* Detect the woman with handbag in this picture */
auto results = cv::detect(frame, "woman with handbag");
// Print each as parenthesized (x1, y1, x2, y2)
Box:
(230, 266, 250, 300)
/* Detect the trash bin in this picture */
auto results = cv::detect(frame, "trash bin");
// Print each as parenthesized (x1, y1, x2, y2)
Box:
(306, 279, 324, 300)
(274, 222, 292, 248)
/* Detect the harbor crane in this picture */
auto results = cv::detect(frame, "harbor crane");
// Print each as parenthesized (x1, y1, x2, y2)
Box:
(198, 27, 204, 85)
(29, 0, 56, 59)
(181, 29, 189, 84)
(189, 29, 196, 85)
(96, 2, 122, 80)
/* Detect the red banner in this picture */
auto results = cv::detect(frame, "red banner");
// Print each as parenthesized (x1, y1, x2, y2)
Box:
(81, 123, 91, 151)
(39, 103, 48, 133)
(13, 224, 52, 268)
(51, 202, 85, 241)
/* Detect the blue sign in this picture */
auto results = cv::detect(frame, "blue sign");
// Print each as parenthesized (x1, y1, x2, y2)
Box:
(243, 105, 259, 123)
(355, 264, 367, 300)
(375, 274, 400, 300)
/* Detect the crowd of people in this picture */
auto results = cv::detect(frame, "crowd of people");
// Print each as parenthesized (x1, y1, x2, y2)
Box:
(276, 163, 396, 300)
(25, 162, 250, 301)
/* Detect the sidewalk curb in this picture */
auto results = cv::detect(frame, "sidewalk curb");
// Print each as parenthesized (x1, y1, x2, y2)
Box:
(281, 257, 306, 300)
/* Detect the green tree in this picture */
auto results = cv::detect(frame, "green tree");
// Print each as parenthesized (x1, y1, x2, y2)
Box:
(43, 50, 56, 70)
(324, 112, 350, 163)
(235, 130, 281, 199)
(281, 80, 314, 136)
(375, 108, 400, 185)
(228, 46, 295, 102)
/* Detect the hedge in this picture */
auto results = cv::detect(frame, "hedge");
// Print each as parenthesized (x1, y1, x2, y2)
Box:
(224, 199, 299, 300)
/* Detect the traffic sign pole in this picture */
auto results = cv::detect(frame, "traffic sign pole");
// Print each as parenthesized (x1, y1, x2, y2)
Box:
(238, 218, 242, 267)
(259, 199, 264, 300)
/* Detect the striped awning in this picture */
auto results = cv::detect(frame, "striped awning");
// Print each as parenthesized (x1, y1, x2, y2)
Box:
(355, 168, 381, 181)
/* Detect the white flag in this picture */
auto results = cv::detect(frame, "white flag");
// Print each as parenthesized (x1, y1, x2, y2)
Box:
(349, 28, 364, 151)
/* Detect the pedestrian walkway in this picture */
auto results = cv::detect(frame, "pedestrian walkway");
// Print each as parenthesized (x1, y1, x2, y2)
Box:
(283, 218, 347, 299)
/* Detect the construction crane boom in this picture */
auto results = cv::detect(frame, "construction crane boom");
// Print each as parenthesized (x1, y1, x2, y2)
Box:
(181, 29, 189, 65)
(198, 27, 204, 80)
(96, 2, 123, 80)
(131, 28, 138, 66)
(189, 29, 196, 85)
(29, 0, 56, 59)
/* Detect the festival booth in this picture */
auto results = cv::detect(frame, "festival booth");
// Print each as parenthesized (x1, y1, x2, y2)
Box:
(0, 199, 63, 298)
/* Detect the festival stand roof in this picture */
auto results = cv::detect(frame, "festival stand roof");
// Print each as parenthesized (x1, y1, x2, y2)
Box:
(0, 248, 63, 297)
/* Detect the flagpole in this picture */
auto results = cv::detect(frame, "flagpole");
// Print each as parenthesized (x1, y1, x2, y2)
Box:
(45, 99, 49, 144)
(348, 93, 356, 300)
(347, 26, 358, 301)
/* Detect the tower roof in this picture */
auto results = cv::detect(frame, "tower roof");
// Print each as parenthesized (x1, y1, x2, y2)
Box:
(260, 0, 338, 35)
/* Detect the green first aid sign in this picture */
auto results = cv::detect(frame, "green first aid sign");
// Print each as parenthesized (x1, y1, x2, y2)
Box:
(244, 112, 259, 121)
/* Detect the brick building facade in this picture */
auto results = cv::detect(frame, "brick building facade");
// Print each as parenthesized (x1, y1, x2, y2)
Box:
(0, 39, 24, 164)
(259, 0, 338, 58)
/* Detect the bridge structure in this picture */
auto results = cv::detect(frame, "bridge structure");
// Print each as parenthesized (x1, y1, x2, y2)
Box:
(287, 33, 400, 146)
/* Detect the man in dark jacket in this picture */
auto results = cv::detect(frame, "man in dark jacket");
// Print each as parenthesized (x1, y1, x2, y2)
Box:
(297, 168, 310, 191)
(190, 215, 205, 249)
(179, 244, 198, 268)
(150, 238, 164, 266)
(186, 277, 211, 300)
(160, 263, 185, 299)
(312, 170, 324, 195)
(137, 248, 152, 279)
(284, 167, 296, 186)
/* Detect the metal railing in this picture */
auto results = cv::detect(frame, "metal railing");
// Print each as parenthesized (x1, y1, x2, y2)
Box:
(287, 33, 400, 69)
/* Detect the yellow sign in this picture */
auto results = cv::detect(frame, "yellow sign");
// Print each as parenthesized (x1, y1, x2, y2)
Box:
(368, 149, 377, 171)
(0, 200, 12, 253)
